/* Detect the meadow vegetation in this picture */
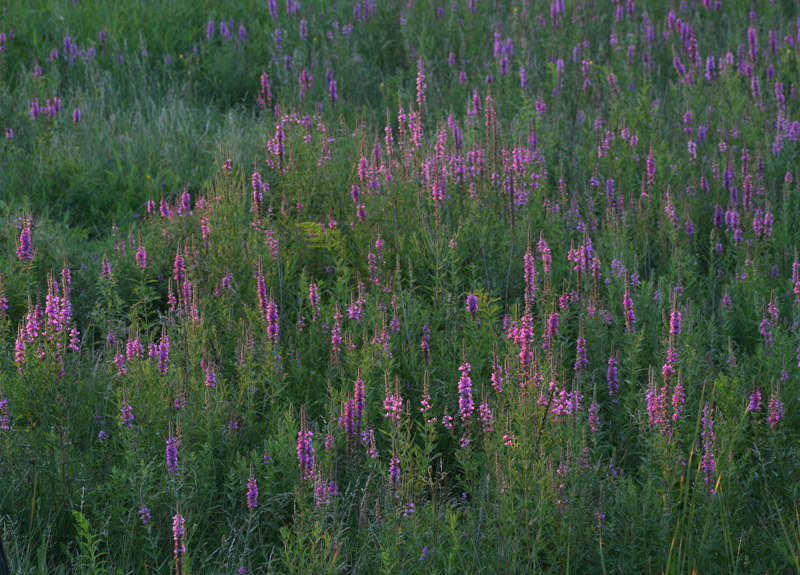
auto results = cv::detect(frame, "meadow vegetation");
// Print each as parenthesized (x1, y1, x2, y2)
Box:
(2, 0, 800, 573)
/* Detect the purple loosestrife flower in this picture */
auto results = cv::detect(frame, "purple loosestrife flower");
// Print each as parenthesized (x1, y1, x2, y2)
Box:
(479, 402, 494, 433)
(646, 379, 668, 433)
(100, 255, 113, 278)
(17, 224, 34, 261)
(760, 318, 773, 352)
(491, 361, 503, 394)
(701, 403, 715, 492)
(588, 402, 600, 433)
(174, 391, 185, 410)
(646, 145, 656, 189)
(672, 374, 684, 421)
(466, 294, 478, 318)
(383, 377, 403, 424)
(308, 282, 320, 321)
(173, 252, 185, 284)
(768, 388, 784, 427)
(114, 351, 126, 375)
(420, 324, 430, 363)
(748, 386, 761, 411)
(722, 292, 732, 310)
(362, 428, 378, 458)
(201, 216, 210, 247)
(330, 304, 342, 362)
(136, 243, 147, 269)
(538, 238, 552, 274)
(523, 248, 537, 302)
(607, 356, 619, 399)
(748, 27, 757, 61)
(0, 278, 7, 320)
(259, 72, 272, 108)
(166, 435, 179, 475)
(768, 298, 779, 323)
(247, 472, 259, 508)
(202, 357, 216, 388)
(297, 407, 315, 481)
(416, 58, 426, 109)
(0, 398, 9, 430)
(120, 398, 134, 427)
(328, 77, 337, 107)
(389, 449, 401, 494)
(670, 303, 682, 335)
(158, 331, 170, 374)
(574, 335, 588, 372)
(457, 360, 474, 425)
(173, 512, 186, 564)
(543, 310, 559, 349)
(251, 170, 263, 213)
(266, 295, 279, 342)
(256, 263, 268, 320)
(139, 506, 150, 525)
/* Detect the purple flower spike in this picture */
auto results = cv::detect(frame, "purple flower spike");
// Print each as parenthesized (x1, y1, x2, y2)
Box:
(466, 294, 478, 317)
(247, 473, 259, 509)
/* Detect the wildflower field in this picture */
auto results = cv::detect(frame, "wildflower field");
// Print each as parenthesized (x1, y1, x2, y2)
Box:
(2, 0, 800, 573)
